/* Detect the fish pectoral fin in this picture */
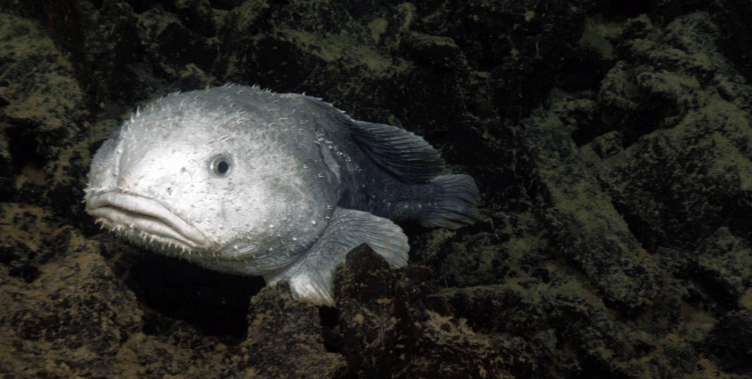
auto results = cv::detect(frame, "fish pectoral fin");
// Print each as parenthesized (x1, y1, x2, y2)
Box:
(264, 207, 409, 306)
(350, 120, 446, 184)
(301, 96, 445, 184)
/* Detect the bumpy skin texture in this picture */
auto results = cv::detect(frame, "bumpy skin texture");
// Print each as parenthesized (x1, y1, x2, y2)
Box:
(85, 85, 480, 305)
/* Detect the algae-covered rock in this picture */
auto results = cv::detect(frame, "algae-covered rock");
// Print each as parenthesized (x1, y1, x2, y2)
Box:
(1, 0, 751, 378)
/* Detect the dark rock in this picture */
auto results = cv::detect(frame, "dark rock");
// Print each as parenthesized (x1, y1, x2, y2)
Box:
(707, 310, 752, 373)
(236, 282, 348, 378)
(335, 244, 513, 378)
(336, 244, 398, 378)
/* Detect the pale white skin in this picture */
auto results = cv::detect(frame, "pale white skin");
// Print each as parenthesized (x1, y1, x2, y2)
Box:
(86, 85, 478, 305)
(86, 89, 338, 277)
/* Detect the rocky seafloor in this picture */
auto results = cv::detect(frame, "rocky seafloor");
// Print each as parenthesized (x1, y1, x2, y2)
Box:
(1, 0, 751, 378)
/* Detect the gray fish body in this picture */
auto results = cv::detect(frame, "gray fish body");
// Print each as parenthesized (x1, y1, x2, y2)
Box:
(85, 85, 480, 305)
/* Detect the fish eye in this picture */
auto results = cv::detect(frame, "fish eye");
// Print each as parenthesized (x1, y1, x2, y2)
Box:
(217, 160, 229, 173)
(209, 154, 233, 176)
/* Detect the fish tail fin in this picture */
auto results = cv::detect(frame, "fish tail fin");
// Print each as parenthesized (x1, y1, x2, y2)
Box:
(420, 174, 481, 229)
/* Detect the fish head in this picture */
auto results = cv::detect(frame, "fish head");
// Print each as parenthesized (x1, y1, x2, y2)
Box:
(85, 89, 337, 275)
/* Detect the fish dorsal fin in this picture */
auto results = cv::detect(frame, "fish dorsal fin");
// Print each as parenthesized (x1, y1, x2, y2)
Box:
(349, 120, 446, 184)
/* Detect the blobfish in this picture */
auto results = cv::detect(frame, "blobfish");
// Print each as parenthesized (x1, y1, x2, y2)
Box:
(85, 84, 480, 305)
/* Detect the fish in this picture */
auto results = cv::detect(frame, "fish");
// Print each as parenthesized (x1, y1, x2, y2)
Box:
(84, 84, 481, 305)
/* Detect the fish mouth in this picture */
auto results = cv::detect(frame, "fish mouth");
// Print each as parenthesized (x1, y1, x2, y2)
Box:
(86, 190, 218, 253)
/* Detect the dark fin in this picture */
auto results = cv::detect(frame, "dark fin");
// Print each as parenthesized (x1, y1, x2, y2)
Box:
(421, 174, 482, 229)
(301, 96, 445, 184)
(265, 207, 409, 306)
(350, 120, 446, 184)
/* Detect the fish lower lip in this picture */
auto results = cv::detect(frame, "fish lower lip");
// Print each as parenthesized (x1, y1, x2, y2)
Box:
(86, 190, 213, 250)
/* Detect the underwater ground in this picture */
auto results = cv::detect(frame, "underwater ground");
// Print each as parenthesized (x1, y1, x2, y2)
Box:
(1, 0, 751, 377)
